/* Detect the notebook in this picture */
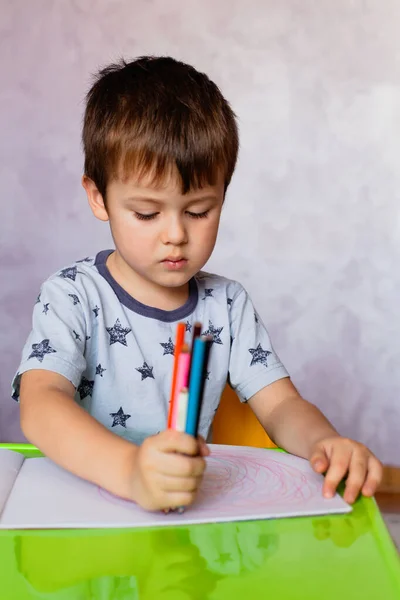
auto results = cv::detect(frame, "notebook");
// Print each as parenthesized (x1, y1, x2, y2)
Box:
(0, 445, 351, 529)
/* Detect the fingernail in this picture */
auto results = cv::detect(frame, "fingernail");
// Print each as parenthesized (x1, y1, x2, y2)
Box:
(324, 490, 333, 498)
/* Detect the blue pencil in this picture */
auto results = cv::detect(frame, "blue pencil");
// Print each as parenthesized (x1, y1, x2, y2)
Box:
(194, 337, 211, 435)
(177, 335, 211, 515)
(185, 336, 211, 437)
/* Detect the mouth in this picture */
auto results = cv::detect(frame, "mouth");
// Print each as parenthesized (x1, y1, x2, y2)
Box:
(161, 257, 188, 270)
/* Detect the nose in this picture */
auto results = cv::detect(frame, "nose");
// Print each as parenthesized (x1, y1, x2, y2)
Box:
(161, 215, 188, 246)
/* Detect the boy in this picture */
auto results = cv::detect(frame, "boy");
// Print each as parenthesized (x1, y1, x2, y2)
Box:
(13, 56, 382, 512)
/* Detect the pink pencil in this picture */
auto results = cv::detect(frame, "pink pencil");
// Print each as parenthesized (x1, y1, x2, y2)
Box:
(171, 347, 190, 430)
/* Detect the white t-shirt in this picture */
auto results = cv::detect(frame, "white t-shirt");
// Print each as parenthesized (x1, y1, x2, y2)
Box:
(12, 250, 289, 445)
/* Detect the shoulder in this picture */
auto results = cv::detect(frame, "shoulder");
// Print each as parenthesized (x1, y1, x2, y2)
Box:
(195, 271, 246, 302)
(38, 253, 106, 304)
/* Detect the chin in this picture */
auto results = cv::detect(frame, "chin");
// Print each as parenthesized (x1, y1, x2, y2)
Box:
(155, 272, 193, 289)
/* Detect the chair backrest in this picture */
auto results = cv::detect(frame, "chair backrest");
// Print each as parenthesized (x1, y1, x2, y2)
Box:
(212, 385, 276, 448)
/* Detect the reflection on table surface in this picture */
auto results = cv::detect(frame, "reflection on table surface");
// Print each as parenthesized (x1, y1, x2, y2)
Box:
(0, 495, 399, 600)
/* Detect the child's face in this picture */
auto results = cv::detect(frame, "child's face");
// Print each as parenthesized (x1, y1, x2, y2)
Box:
(85, 167, 225, 291)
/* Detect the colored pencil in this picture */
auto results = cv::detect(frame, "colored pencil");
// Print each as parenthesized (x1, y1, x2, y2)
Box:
(175, 388, 189, 432)
(167, 322, 185, 428)
(188, 322, 202, 379)
(192, 336, 212, 437)
(164, 323, 209, 516)
(185, 337, 209, 437)
(171, 347, 190, 430)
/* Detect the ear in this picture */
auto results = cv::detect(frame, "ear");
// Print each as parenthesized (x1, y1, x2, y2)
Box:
(82, 176, 109, 222)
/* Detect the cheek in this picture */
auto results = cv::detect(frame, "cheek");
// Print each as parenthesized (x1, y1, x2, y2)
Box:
(195, 219, 220, 250)
(112, 214, 153, 242)
(203, 215, 221, 239)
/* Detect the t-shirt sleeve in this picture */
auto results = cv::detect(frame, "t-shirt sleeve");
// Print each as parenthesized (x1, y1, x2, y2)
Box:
(228, 285, 289, 402)
(11, 278, 87, 401)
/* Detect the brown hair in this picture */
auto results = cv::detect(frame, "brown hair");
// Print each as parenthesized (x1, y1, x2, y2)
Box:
(82, 56, 239, 200)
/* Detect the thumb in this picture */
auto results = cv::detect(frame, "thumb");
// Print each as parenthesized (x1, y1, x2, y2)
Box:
(157, 429, 199, 456)
(197, 435, 210, 457)
(310, 446, 329, 474)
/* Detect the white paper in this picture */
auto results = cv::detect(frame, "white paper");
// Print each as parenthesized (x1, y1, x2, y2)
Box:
(0, 449, 25, 517)
(0, 445, 351, 529)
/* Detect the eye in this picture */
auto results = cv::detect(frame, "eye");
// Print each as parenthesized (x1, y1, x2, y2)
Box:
(186, 210, 210, 219)
(134, 212, 158, 221)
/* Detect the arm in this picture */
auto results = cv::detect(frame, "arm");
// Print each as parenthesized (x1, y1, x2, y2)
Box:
(248, 378, 383, 503)
(20, 370, 208, 510)
(248, 378, 339, 457)
(20, 369, 138, 499)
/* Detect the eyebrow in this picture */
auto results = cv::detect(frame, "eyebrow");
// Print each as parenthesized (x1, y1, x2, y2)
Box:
(123, 195, 219, 206)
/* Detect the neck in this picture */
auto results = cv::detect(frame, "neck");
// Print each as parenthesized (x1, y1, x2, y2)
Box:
(107, 251, 190, 311)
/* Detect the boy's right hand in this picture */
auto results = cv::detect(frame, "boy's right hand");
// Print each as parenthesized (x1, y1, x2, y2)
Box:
(127, 430, 209, 511)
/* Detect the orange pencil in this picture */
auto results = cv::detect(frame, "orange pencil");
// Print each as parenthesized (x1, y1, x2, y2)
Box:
(167, 322, 186, 428)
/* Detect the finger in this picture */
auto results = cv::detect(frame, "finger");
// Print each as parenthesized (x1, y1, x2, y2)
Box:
(157, 453, 206, 478)
(159, 474, 203, 493)
(157, 429, 200, 456)
(343, 451, 368, 504)
(310, 447, 329, 474)
(361, 455, 383, 497)
(197, 436, 210, 457)
(323, 447, 352, 499)
(164, 491, 199, 509)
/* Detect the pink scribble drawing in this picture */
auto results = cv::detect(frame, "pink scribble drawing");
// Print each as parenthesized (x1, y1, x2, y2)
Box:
(194, 447, 318, 513)
(94, 445, 349, 525)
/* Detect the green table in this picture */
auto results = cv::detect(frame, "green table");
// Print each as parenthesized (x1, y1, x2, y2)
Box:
(0, 444, 399, 600)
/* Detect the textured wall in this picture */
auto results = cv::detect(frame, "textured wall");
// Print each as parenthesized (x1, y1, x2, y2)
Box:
(1, 1, 400, 464)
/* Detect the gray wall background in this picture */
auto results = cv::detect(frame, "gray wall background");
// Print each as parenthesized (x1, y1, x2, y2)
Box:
(1, 0, 399, 464)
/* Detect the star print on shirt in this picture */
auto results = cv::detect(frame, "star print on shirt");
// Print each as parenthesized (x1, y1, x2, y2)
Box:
(12, 374, 20, 401)
(42, 303, 50, 315)
(227, 298, 233, 306)
(254, 311, 259, 323)
(68, 294, 80, 305)
(110, 407, 131, 428)
(35, 294, 41, 304)
(106, 318, 132, 346)
(202, 288, 214, 299)
(205, 371, 210, 380)
(59, 266, 79, 281)
(28, 339, 57, 363)
(136, 362, 155, 380)
(77, 376, 94, 399)
(185, 321, 192, 332)
(202, 320, 224, 345)
(92, 305, 100, 318)
(160, 337, 175, 356)
(76, 257, 92, 263)
(73, 330, 81, 341)
(249, 343, 272, 367)
(95, 364, 106, 377)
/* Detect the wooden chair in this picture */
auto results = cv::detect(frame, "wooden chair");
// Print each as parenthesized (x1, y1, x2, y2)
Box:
(212, 385, 276, 448)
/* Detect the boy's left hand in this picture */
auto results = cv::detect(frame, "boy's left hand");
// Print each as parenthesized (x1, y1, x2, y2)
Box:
(310, 436, 383, 504)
